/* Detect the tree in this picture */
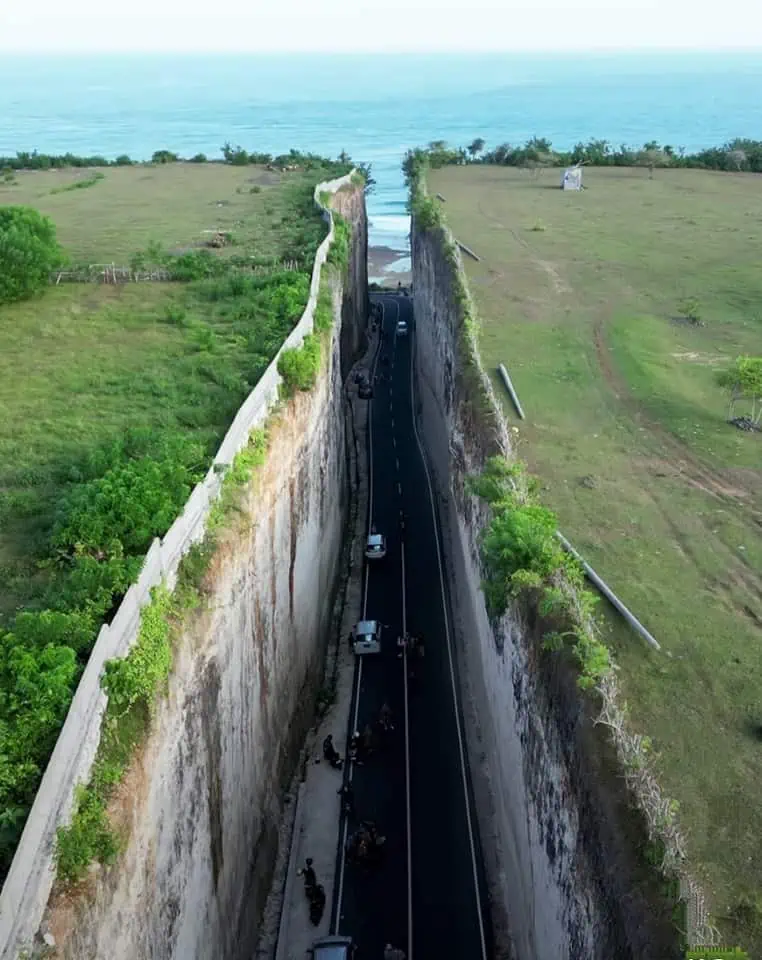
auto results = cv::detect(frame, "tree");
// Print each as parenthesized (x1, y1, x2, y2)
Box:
(354, 161, 376, 195)
(151, 149, 178, 164)
(717, 356, 762, 424)
(637, 145, 670, 179)
(0, 206, 64, 304)
(467, 138, 486, 160)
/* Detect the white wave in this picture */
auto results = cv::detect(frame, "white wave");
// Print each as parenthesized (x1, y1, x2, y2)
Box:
(368, 214, 411, 236)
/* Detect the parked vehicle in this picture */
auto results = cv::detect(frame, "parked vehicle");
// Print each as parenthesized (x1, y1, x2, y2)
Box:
(352, 620, 382, 655)
(310, 934, 356, 959)
(365, 532, 386, 559)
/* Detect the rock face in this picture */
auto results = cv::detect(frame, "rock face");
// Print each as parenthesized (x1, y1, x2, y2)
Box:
(411, 221, 678, 960)
(332, 183, 370, 380)
(44, 192, 368, 960)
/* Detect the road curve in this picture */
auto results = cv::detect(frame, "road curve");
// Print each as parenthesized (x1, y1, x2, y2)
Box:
(332, 293, 492, 959)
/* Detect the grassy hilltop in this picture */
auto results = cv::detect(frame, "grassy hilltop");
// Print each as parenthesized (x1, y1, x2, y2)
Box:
(427, 162, 762, 951)
(0, 156, 349, 878)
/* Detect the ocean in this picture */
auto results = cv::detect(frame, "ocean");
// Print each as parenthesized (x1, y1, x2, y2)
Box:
(1, 50, 761, 275)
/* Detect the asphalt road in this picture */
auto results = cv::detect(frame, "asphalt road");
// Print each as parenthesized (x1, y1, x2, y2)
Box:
(332, 293, 492, 959)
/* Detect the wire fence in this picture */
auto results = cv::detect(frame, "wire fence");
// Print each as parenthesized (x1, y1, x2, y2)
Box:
(50, 260, 301, 284)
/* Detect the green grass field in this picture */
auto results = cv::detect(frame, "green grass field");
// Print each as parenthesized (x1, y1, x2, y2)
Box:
(0, 163, 334, 620)
(428, 164, 762, 949)
(0, 162, 316, 263)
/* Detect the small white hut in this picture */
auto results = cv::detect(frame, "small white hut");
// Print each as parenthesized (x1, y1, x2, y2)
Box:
(561, 165, 583, 190)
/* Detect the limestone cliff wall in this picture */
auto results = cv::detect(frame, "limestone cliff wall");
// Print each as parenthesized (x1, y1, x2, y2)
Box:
(333, 183, 370, 379)
(411, 220, 678, 960)
(32, 189, 368, 960)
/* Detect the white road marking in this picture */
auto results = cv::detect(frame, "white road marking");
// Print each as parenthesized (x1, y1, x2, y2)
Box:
(408, 305, 488, 959)
(397, 482, 402, 495)
(396, 457, 400, 472)
(401, 539, 413, 960)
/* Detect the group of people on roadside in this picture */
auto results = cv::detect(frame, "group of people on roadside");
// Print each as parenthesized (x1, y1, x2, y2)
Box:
(319, 701, 399, 869)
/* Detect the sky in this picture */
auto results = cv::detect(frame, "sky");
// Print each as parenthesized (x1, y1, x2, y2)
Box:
(1, 0, 761, 52)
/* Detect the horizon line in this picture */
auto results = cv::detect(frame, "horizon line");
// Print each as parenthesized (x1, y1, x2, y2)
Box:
(2, 44, 762, 55)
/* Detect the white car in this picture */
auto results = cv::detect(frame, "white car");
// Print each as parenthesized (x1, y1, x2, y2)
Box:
(352, 619, 382, 655)
(396, 320, 408, 336)
(311, 935, 356, 959)
(365, 533, 386, 559)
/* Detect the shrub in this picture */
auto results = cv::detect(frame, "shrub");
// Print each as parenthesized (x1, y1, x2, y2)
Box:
(221, 143, 250, 166)
(151, 150, 179, 164)
(0, 206, 64, 303)
(314, 281, 333, 333)
(278, 333, 321, 395)
(44, 551, 142, 620)
(102, 586, 173, 713)
(10, 609, 97, 658)
(52, 455, 200, 558)
(470, 456, 611, 687)
(680, 297, 702, 325)
(0, 632, 80, 871)
(327, 215, 350, 270)
(55, 785, 119, 884)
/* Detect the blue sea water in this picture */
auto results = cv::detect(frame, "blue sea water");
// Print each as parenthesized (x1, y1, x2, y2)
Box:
(1, 51, 761, 256)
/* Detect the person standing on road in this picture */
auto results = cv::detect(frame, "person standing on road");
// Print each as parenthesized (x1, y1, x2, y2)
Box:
(297, 857, 317, 891)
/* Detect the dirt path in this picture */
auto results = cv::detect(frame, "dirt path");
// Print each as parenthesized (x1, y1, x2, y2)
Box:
(592, 318, 762, 620)
(592, 318, 759, 509)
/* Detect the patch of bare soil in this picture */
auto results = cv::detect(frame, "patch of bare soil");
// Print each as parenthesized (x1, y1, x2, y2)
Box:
(535, 259, 571, 295)
(670, 351, 729, 365)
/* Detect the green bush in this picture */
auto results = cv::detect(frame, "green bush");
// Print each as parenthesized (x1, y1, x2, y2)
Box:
(278, 334, 321, 396)
(55, 785, 119, 885)
(53, 584, 175, 884)
(327, 215, 351, 270)
(52, 455, 200, 558)
(44, 552, 142, 620)
(10, 610, 97, 657)
(470, 456, 609, 688)
(102, 586, 173, 713)
(0, 631, 80, 869)
(0, 206, 64, 303)
(207, 428, 269, 532)
(314, 280, 333, 333)
(481, 503, 566, 612)
(151, 150, 178, 164)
